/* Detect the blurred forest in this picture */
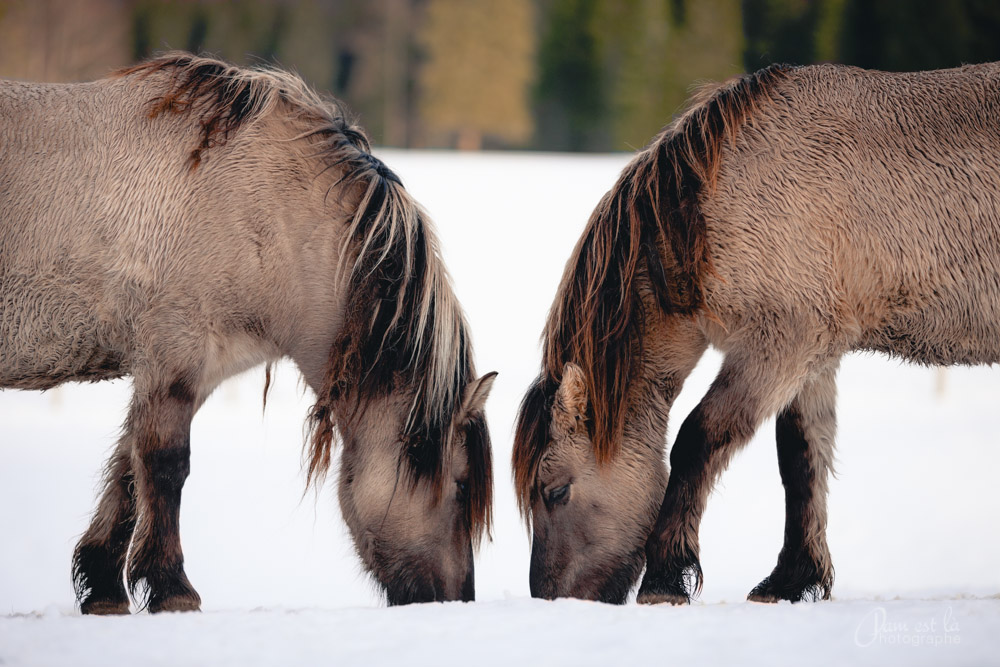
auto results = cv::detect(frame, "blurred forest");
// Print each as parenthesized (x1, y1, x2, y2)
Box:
(2, 0, 1000, 151)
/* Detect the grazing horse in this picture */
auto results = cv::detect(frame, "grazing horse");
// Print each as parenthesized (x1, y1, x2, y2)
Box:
(0, 53, 496, 613)
(514, 61, 1000, 604)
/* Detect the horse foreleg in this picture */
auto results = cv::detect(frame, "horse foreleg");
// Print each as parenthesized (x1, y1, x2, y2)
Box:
(126, 380, 201, 613)
(636, 345, 821, 604)
(748, 363, 837, 602)
(73, 443, 137, 615)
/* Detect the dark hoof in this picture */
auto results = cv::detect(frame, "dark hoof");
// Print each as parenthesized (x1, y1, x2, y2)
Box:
(747, 581, 784, 603)
(636, 590, 690, 605)
(80, 598, 130, 615)
(747, 575, 830, 603)
(73, 542, 131, 615)
(148, 592, 202, 613)
(133, 566, 202, 613)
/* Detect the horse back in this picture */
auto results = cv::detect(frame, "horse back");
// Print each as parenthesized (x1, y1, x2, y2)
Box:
(702, 62, 1000, 365)
(0, 75, 314, 392)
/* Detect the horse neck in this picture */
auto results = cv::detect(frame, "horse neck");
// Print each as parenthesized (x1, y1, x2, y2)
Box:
(271, 162, 363, 395)
(618, 376, 671, 466)
(621, 308, 707, 461)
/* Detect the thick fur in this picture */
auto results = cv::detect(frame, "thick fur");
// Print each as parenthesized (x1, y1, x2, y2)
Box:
(515, 61, 1000, 603)
(1, 53, 491, 611)
(514, 64, 791, 513)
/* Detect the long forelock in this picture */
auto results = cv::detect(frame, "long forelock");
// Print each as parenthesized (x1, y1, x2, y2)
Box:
(512, 375, 556, 521)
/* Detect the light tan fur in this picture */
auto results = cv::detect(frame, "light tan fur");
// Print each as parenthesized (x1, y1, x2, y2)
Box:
(516, 62, 1000, 604)
(1, 53, 494, 611)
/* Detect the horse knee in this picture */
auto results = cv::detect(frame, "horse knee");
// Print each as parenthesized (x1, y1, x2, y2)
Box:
(131, 377, 196, 493)
(668, 388, 758, 482)
(142, 439, 191, 493)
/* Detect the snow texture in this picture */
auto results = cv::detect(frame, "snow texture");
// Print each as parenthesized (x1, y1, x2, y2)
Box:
(2, 150, 998, 665)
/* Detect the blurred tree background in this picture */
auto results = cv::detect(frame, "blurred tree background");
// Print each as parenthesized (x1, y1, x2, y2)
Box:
(2, 0, 1000, 151)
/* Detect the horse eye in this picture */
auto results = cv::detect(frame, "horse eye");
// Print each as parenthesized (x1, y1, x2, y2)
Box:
(545, 484, 570, 508)
(456, 480, 468, 499)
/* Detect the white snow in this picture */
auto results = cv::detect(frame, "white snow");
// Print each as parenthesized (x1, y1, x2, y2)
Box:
(2, 150, 998, 665)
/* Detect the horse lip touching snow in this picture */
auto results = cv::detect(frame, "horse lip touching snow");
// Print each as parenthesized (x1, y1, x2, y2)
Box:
(0, 53, 497, 612)
(515, 61, 1000, 604)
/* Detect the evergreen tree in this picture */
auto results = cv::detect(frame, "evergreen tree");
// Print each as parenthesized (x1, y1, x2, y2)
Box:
(535, 0, 743, 152)
(744, 0, 1000, 74)
(743, 0, 826, 67)
(838, 0, 1000, 71)
(611, 0, 743, 150)
(418, 0, 535, 149)
(534, 0, 609, 151)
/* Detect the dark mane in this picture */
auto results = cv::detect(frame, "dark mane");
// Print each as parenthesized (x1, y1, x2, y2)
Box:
(513, 64, 792, 517)
(120, 53, 491, 541)
(118, 52, 365, 169)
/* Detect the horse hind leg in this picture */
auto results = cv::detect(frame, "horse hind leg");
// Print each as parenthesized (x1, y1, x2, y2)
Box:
(125, 377, 201, 613)
(748, 363, 837, 602)
(637, 342, 826, 605)
(73, 443, 137, 615)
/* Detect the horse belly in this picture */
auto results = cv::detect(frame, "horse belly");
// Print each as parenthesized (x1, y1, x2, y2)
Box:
(857, 280, 1000, 366)
(0, 273, 129, 390)
(866, 321, 1000, 367)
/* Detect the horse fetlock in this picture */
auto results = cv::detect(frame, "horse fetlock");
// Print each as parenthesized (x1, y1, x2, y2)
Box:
(636, 567, 699, 605)
(636, 553, 702, 605)
(131, 563, 201, 613)
(72, 540, 129, 614)
(747, 576, 830, 604)
(748, 550, 832, 603)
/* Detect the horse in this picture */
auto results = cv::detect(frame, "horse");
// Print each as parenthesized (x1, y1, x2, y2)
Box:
(0, 53, 497, 613)
(514, 61, 1000, 604)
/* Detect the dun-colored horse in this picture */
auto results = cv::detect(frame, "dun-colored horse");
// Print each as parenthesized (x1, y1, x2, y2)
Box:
(515, 62, 1000, 604)
(0, 53, 496, 613)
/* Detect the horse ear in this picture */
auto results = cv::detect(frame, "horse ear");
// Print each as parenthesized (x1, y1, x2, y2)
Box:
(553, 362, 588, 424)
(461, 371, 498, 418)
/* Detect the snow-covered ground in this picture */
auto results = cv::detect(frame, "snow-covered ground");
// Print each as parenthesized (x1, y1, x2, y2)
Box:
(2, 150, 998, 665)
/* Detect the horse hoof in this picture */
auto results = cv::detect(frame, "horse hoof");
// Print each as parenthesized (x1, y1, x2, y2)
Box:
(747, 575, 827, 603)
(636, 560, 700, 605)
(80, 598, 130, 615)
(148, 594, 202, 614)
(636, 590, 690, 605)
(747, 588, 782, 603)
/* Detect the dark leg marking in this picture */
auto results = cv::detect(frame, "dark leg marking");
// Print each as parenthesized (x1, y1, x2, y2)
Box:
(748, 381, 835, 602)
(636, 349, 817, 605)
(636, 406, 714, 605)
(126, 379, 202, 613)
(73, 447, 136, 615)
